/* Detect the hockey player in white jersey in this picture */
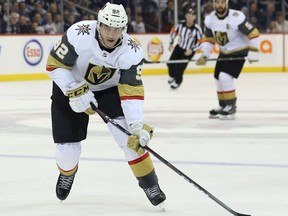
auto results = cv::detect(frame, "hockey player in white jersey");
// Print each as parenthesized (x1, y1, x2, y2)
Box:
(46, 2, 166, 207)
(196, 0, 260, 120)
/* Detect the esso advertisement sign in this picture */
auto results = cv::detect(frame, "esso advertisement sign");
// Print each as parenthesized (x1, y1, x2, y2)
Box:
(0, 34, 286, 78)
(23, 39, 43, 66)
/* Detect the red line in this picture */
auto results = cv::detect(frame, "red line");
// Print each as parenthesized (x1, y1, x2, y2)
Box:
(128, 152, 149, 165)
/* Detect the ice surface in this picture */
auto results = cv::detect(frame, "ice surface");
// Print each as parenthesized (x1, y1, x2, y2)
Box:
(0, 73, 287, 216)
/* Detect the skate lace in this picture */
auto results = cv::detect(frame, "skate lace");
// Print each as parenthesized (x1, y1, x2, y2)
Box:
(58, 175, 74, 190)
(144, 185, 161, 199)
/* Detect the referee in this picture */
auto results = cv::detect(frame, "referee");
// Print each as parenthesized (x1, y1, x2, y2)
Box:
(167, 8, 202, 89)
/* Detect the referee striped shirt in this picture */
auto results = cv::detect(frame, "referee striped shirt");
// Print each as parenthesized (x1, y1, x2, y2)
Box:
(169, 21, 203, 50)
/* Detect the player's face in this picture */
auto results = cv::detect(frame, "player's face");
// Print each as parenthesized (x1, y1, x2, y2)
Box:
(214, 0, 227, 16)
(99, 24, 124, 48)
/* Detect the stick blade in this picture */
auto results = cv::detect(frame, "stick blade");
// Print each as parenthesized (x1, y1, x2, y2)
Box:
(235, 213, 251, 216)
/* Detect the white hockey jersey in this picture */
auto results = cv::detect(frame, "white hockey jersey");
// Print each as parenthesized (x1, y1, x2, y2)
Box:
(201, 9, 260, 56)
(46, 20, 145, 125)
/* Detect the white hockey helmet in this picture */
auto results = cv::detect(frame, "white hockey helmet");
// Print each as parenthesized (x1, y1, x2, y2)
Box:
(98, 2, 128, 28)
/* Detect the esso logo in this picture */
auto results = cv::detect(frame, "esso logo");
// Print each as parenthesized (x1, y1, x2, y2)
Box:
(23, 39, 43, 66)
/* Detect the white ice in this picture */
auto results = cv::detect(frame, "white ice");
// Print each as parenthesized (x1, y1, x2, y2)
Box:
(0, 73, 288, 216)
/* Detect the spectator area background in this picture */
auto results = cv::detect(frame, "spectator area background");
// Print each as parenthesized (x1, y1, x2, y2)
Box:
(0, 0, 287, 34)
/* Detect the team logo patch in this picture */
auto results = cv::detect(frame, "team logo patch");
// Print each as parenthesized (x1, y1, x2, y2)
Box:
(75, 24, 91, 35)
(232, 12, 239, 17)
(85, 63, 117, 85)
(128, 38, 140, 52)
(215, 31, 229, 46)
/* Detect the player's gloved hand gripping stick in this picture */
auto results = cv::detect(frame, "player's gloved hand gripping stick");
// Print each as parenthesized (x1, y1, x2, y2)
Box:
(66, 81, 98, 115)
(90, 103, 251, 216)
(127, 122, 153, 155)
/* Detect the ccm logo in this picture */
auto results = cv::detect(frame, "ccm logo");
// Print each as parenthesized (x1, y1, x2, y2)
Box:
(23, 39, 43, 66)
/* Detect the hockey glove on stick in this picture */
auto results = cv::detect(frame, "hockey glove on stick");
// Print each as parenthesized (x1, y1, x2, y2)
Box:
(247, 50, 259, 64)
(195, 54, 208, 65)
(66, 81, 98, 115)
(127, 122, 153, 155)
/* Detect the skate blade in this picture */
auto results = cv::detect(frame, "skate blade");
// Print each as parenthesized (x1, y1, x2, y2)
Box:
(169, 86, 179, 90)
(209, 115, 220, 119)
(157, 202, 165, 212)
(219, 114, 235, 120)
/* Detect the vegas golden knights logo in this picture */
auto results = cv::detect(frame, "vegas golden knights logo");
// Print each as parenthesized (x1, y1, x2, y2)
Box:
(85, 63, 116, 85)
(215, 31, 229, 46)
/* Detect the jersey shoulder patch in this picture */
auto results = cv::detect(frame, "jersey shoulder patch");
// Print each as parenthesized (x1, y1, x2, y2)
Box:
(228, 9, 245, 26)
(66, 20, 97, 51)
(118, 35, 143, 69)
(126, 36, 141, 53)
(74, 22, 93, 35)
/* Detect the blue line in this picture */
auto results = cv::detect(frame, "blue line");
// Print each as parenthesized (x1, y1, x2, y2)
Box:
(0, 153, 287, 169)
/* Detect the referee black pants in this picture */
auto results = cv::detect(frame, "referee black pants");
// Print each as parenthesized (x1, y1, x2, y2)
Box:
(167, 45, 194, 85)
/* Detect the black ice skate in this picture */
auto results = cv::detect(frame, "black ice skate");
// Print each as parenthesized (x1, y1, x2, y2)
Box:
(219, 105, 237, 120)
(143, 184, 166, 206)
(56, 172, 76, 201)
(209, 106, 223, 119)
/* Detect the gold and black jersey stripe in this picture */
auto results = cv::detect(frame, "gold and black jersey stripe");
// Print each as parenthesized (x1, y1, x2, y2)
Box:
(46, 33, 78, 71)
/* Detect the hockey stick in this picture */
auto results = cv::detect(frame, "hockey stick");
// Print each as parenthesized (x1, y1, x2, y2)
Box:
(90, 103, 250, 216)
(143, 57, 246, 64)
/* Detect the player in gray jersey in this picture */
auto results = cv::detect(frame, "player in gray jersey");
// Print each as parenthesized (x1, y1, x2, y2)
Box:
(46, 2, 166, 207)
(196, 0, 260, 120)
